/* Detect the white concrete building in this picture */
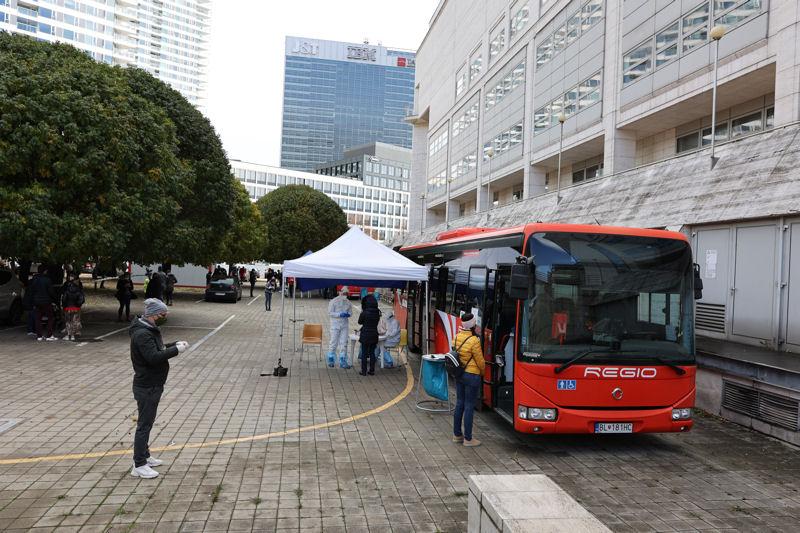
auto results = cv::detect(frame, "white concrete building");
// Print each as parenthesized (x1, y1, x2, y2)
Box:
(0, 0, 210, 107)
(231, 160, 409, 244)
(404, 0, 800, 354)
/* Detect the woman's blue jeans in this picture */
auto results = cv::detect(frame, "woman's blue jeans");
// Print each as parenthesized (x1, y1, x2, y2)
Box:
(453, 372, 481, 441)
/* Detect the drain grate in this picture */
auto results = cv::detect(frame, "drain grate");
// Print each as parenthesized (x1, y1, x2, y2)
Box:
(722, 381, 800, 431)
(0, 419, 22, 434)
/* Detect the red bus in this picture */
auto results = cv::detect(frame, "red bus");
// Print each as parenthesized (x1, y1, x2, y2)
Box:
(398, 223, 701, 435)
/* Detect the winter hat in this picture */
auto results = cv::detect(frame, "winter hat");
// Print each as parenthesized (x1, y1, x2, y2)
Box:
(460, 313, 476, 330)
(143, 298, 168, 317)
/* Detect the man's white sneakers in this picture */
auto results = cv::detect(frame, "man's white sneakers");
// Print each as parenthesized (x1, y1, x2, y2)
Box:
(146, 456, 163, 467)
(130, 464, 159, 478)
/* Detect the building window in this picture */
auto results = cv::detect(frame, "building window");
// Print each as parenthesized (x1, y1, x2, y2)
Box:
(730, 110, 762, 137)
(536, 0, 603, 70)
(469, 52, 482, 84)
(483, 122, 523, 161)
(623, 42, 652, 84)
(682, 3, 709, 53)
(676, 104, 773, 153)
(715, 0, 762, 28)
(655, 22, 679, 66)
(456, 66, 467, 98)
(510, 1, 530, 40)
(489, 24, 505, 64)
(533, 72, 601, 136)
(453, 100, 479, 138)
(485, 61, 525, 111)
(428, 128, 448, 157)
(512, 187, 523, 201)
(572, 162, 603, 183)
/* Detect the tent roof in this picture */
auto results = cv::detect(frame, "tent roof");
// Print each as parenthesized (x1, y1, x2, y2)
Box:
(283, 227, 428, 289)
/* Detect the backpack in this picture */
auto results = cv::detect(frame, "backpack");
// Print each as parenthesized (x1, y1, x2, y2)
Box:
(377, 316, 388, 336)
(444, 333, 476, 380)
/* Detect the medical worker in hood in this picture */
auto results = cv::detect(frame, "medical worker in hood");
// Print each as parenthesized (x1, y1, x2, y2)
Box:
(327, 286, 353, 368)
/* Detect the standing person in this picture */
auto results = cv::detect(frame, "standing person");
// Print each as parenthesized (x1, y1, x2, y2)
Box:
(29, 264, 57, 341)
(145, 267, 164, 301)
(357, 294, 381, 376)
(381, 309, 401, 367)
(129, 298, 189, 479)
(61, 272, 85, 341)
(326, 286, 352, 368)
(452, 313, 485, 447)
(22, 271, 37, 337)
(264, 277, 277, 311)
(164, 270, 177, 306)
(116, 272, 135, 322)
(248, 268, 257, 298)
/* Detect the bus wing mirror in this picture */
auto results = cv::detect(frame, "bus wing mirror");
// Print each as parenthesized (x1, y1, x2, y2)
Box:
(506, 264, 529, 300)
(693, 263, 703, 300)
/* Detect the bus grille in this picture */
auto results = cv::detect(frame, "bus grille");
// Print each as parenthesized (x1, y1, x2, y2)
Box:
(696, 303, 726, 333)
(722, 381, 799, 431)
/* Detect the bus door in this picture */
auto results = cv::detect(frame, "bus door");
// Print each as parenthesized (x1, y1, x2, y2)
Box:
(484, 264, 518, 422)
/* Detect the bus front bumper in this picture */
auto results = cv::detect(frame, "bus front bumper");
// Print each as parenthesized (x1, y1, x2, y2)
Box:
(515, 406, 694, 434)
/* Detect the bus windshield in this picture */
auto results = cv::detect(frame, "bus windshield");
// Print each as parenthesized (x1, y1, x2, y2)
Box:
(520, 232, 695, 365)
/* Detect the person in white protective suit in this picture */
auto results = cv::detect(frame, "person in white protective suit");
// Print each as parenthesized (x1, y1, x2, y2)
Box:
(327, 286, 353, 368)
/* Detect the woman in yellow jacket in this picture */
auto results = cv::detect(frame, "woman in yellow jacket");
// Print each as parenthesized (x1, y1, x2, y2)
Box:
(452, 312, 485, 447)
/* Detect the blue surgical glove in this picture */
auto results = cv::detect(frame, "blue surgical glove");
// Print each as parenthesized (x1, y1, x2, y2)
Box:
(339, 312, 350, 318)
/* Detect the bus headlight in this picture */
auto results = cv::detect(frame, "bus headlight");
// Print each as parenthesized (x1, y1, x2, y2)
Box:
(519, 406, 557, 421)
(672, 408, 692, 420)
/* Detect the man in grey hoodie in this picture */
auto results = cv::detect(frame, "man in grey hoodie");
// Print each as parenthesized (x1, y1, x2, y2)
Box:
(129, 298, 189, 478)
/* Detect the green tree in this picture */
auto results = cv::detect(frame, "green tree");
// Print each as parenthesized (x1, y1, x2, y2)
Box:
(0, 33, 183, 265)
(256, 185, 348, 262)
(123, 68, 236, 265)
(220, 179, 267, 264)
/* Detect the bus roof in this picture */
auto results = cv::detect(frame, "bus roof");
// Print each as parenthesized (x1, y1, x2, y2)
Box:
(400, 223, 688, 254)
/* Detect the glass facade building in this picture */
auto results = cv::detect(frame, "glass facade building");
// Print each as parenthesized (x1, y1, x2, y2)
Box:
(0, 0, 210, 107)
(280, 36, 416, 171)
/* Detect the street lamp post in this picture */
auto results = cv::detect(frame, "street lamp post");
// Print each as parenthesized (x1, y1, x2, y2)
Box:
(485, 146, 495, 211)
(709, 25, 726, 169)
(556, 113, 566, 203)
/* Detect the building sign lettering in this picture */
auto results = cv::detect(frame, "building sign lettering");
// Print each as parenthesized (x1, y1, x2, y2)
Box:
(347, 46, 377, 61)
(292, 41, 319, 56)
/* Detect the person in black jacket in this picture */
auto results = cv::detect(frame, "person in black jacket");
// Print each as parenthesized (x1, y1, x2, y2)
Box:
(129, 298, 189, 479)
(61, 272, 85, 341)
(29, 264, 57, 341)
(358, 294, 381, 376)
(248, 268, 257, 297)
(116, 272, 135, 322)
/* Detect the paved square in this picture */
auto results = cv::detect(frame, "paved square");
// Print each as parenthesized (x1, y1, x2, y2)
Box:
(1, 290, 799, 532)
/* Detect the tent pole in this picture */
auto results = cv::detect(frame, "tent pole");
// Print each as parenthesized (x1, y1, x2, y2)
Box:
(280, 273, 286, 354)
(292, 281, 297, 353)
(424, 278, 430, 355)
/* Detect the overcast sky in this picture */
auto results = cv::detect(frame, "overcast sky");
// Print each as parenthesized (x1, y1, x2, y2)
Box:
(205, 0, 439, 167)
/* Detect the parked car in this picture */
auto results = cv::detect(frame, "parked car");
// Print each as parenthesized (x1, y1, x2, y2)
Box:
(0, 268, 23, 325)
(205, 277, 242, 303)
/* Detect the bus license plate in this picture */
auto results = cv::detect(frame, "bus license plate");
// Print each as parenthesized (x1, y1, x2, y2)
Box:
(595, 422, 633, 433)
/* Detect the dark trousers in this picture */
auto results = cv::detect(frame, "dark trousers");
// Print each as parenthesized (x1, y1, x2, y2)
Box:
(132, 384, 163, 467)
(264, 291, 272, 310)
(27, 307, 37, 333)
(118, 298, 131, 320)
(361, 343, 377, 374)
(453, 372, 481, 441)
(35, 303, 54, 338)
(165, 289, 174, 305)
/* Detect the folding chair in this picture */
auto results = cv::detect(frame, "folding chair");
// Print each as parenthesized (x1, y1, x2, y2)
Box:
(301, 324, 323, 360)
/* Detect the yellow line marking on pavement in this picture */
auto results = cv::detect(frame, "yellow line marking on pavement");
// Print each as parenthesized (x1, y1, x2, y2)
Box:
(0, 364, 414, 465)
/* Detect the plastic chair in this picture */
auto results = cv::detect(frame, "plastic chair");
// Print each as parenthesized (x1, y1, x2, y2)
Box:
(387, 329, 409, 367)
(301, 324, 323, 359)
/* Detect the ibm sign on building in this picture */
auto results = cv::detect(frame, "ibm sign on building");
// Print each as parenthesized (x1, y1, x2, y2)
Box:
(280, 36, 416, 171)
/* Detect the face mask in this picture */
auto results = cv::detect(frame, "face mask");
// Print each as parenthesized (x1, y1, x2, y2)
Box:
(155, 316, 167, 326)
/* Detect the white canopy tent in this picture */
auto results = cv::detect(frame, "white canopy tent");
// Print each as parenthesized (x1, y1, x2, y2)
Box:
(278, 227, 430, 356)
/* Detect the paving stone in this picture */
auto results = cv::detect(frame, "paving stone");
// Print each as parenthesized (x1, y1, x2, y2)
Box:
(0, 293, 799, 532)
